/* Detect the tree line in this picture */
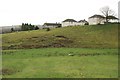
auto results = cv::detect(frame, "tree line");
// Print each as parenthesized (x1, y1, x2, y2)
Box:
(11, 23, 39, 32)
(21, 23, 39, 31)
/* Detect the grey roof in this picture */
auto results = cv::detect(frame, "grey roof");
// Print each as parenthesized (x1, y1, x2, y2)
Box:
(43, 23, 61, 26)
(89, 14, 105, 19)
(63, 19, 77, 22)
(107, 16, 119, 20)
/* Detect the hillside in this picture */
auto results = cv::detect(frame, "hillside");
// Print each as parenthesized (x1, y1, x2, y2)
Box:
(2, 24, 118, 49)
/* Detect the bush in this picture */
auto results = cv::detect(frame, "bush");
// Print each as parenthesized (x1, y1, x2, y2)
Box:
(11, 28, 14, 32)
(46, 28, 50, 31)
(85, 22, 89, 25)
(35, 26, 39, 30)
(56, 26, 62, 28)
(97, 23, 101, 25)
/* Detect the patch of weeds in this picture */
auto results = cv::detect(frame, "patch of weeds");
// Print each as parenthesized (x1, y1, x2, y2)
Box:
(1, 68, 20, 75)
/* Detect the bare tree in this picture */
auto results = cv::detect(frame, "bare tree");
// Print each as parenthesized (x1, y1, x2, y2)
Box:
(100, 6, 115, 23)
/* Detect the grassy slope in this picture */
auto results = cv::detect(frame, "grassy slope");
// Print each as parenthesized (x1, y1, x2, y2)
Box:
(2, 24, 118, 49)
(2, 48, 118, 78)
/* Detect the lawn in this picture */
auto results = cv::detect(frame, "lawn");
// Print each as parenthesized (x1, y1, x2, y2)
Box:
(2, 48, 118, 78)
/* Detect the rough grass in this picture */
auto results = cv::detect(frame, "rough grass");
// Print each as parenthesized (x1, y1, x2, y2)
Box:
(2, 24, 118, 49)
(2, 48, 118, 78)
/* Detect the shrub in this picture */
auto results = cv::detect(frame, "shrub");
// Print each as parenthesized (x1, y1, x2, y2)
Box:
(35, 26, 39, 30)
(46, 28, 50, 31)
(85, 22, 89, 25)
(11, 28, 14, 32)
(56, 26, 62, 28)
(97, 23, 101, 25)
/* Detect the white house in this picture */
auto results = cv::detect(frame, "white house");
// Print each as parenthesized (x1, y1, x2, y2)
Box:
(77, 19, 88, 25)
(107, 16, 119, 23)
(88, 14, 105, 25)
(43, 23, 61, 28)
(108, 19, 119, 23)
(62, 19, 77, 27)
(62, 19, 89, 27)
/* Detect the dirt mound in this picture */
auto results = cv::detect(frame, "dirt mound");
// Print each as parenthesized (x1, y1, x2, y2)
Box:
(55, 35, 68, 39)
(3, 35, 74, 49)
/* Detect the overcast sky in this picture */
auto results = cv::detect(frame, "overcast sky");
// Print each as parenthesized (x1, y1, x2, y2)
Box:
(0, 0, 119, 26)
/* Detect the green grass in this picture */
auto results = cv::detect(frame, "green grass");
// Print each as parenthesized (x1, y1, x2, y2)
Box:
(1, 24, 119, 78)
(2, 48, 118, 78)
(2, 24, 118, 49)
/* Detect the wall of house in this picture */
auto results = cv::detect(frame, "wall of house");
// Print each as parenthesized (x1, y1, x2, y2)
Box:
(62, 22, 78, 27)
(43, 25, 58, 28)
(108, 19, 119, 23)
(88, 18, 105, 25)
(62, 22, 88, 27)
(77, 22, 86, 25)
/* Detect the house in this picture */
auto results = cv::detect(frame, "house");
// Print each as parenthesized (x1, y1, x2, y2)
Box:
(107, 16, 119, 23)
(43, 23, 61, 28)
(88, 14, 105, 25)
(62, 19, 77, 27)
(77, 19, 88, 25)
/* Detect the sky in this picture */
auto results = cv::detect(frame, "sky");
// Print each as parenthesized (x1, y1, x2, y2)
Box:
(0, 0, 119, 26)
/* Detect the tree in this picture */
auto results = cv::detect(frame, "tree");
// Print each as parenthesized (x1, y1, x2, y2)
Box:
(100, 6, 115, 23)
(21, 23, 36, 31)
(11, 28, 14, 32)
(35, 26, 39, 30)
(85, 22, 89, 25)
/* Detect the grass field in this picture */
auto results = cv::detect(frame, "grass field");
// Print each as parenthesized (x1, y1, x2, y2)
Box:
(2, 24, 118, 49)
(2, 48, 118, 78)
(1, 24, 119, 78)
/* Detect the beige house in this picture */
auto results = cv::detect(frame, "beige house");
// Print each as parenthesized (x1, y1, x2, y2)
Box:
(88, 14, 105, 25)
(77, 19, 88, 25)
(62, 19, 77, 27)
(62, 19, 88, 27)
(107, 16, 119, 23)
(43, 23, 61, 28)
